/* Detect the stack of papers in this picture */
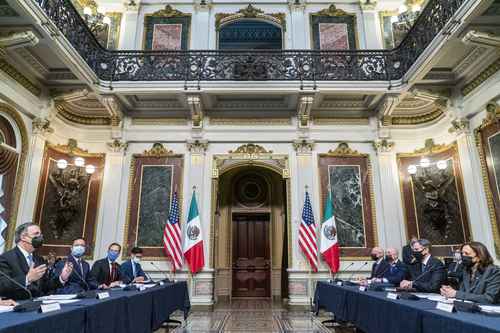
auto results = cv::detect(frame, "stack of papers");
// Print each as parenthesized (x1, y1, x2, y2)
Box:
(37, 294, 77, 301)
(480, 305, 500, 314)
(42, 299, 80, 305)
(0, 305, 14, 313)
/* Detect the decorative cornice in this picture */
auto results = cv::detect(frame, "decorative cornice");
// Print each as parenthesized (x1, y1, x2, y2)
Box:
(142, 142, 174, 157)
(49, 139, 103, 157)
(373, 139, 395, 153)
(462, 30, 500, 49)
(32, 117, 54, 136)
(462, 58, 500, 96)
(0, 58, 41, 96)
(311, 4, 353, 17)
(215, 5, 286, 29)
(325, 142, 364, 157)
(390, 109, 444, 125)
(229, 143, 272, 155)
(149, 5, 190, 18)
(100, 95, 123, 127)
(413, 138, 449, 155)
(209, 118, 291, 125)
(293, 139, 314, 154)
(106, 139, 128, 153)
(448, 118, 470, 135)
(187, 139, 208, 154)
(55, 102, 111, 126)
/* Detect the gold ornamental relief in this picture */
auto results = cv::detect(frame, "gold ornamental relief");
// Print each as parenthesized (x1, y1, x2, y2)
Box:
(215, 4, 286, 29)
(325, 142, 365, 157)
(49, 139, 104, 158)
(141, 142, 175, 157)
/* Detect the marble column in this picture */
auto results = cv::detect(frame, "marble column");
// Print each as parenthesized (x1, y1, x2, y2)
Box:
(118, 3, 140, 50)
(288, 2, 307, 49)
(360, 4, 384, 49)
(192, 3, 211, 49)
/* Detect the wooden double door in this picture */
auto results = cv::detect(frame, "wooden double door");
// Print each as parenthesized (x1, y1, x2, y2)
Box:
(232, 213, 270, 297)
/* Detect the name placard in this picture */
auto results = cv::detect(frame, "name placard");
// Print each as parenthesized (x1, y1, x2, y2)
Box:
(386, 292, 399, 300)
(96, 292, 110, 300)
(336, 281, 343, 286)
(40, 303, 61, 313)
(359, 286, 367, 292)
(436, 302, 455, 313)
(159, 281, 165, 286)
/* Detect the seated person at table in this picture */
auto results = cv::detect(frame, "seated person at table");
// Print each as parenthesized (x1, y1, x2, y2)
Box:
(402, 235, 418, 266)
(90, 242, 125, 289)
(399, 239, 446, 293)
(53, 238, 98, 293)
(0, 223, 73, 300)
(440, 242, 500, 304)
(0, 299, 17, 306)
(371, 248, 407, 286)
(120, 247, 147, 283)
(370, 247, 390, 279)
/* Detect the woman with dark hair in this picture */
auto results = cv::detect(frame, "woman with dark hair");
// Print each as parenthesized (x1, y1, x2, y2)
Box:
(441, 242, 500, 304)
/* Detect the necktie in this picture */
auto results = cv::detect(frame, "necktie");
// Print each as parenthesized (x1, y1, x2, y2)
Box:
(132, 262, 136, 278)
(27, 254, 33, 268)
(110, 263, 117, 282)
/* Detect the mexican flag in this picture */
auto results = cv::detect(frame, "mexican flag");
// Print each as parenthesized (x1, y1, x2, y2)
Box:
(183, 190, 205, 274)
(320, 190, 340, 273)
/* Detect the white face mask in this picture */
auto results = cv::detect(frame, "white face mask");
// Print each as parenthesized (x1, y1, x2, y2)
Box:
(132, 256, 141, 264)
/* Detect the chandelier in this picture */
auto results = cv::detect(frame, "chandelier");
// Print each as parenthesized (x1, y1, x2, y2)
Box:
(82, 5, 111, 35)
(407, 157, 447, 175)
(56, 156, 96, 174)
(390, 2, 422, 32)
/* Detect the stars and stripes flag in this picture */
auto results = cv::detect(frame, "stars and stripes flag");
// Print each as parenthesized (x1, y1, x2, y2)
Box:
(298, 190, 318, 272)
(183, 190, 205, 274)
(163, 192, 183, 271)
(320, 189, 340, 273)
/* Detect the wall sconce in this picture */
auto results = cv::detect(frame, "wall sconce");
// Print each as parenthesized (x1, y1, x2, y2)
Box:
(56, 157, 95, 174)
(407, 157, 447, 175)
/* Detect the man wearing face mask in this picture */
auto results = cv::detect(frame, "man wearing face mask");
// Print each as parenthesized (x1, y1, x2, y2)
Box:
(120, 247, 147, 284)
(0, 223, 73, 300)
(53, 238, 98, 293)
(372, 248, 407, 286)
(399, 239, 446, 292)
(89, 242, 124, 289)
(441, 242, 500, 304)
(369, 247, 390, 279)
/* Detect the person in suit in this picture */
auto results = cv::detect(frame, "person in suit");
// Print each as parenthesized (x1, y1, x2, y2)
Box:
(370, 247, 390, 279)
(373, 248, 407, 286)
(53, 238, 98, 293)
(446, 247, 463, 289)
(441, 242, 500, 304)
(399, 239, 446, 293)
(120, 247, 147, 284)
(89, 242, 124, 289)
(0, 223, 73, 300)
(402, 235, 418, 265)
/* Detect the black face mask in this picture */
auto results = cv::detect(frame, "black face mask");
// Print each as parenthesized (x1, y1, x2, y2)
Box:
(371, 254, 379, 261)
(30, 235, 44, 249)
(413, 251, 424, 262)
(461, 255, 474, 268)
(385, 255, 393, 262)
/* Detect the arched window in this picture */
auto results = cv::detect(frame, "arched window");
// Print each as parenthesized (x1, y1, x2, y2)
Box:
(218, 20, 283, 50)
(0, 105, 27, 253)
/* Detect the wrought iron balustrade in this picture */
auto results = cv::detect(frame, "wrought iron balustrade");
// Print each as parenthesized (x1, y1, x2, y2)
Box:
(34, 0, 465, 82)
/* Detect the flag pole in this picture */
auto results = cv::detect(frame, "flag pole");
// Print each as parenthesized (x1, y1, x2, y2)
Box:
(326, 183, 334, 282)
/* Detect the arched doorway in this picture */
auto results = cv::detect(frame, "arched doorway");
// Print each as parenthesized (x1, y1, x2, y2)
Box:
(212, 164, 289, 302)
(218, 20, 283, 49)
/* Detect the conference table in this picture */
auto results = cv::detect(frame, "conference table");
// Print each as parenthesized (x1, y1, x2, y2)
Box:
(0, 281, 190, 333)
(314, 281, 500, 333)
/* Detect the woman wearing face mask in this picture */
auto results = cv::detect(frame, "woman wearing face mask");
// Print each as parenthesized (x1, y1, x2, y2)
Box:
(441, 242, 500, 304)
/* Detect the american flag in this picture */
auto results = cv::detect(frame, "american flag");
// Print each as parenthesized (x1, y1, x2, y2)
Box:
(163, 192, 183, 271)
(298, 191, 318, 272)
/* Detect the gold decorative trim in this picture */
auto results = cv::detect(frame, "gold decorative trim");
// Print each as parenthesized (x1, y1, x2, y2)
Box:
(142, 142, 175, 157)
(215, 4, 286, 30)
(0, 103, 29, 249)
(229, 143, 272, 155)
(131, 118, 189, 126)
(397, 138, 452, 157)
(313, 118, 370, 125)
(49, 139, 104, 158)
(390, 109, 444, 125)
(462, 58, 500, 96)
(311, 4, 352, 17)
(324, 142, 363, 157)
(55, 103, 111, 126)
(209, 118, 291, 125)
(0, 58, 41, 96)
(475, 127, 500, 256)
(149, 4, 190, 18)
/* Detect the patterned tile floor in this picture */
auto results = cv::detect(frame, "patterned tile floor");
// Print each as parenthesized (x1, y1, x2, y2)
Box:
(155, 299, 356, 333)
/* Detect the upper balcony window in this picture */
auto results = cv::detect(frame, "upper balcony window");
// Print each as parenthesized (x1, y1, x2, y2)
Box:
(218, 20, 283, 50)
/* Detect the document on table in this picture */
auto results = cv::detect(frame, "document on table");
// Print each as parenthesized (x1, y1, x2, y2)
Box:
(480, 305, 500, 314)
(42, 299, 80, 305)
(412, 294, 454, 303)
(37, 294, 77, 301)
(0, 305, 14, 313)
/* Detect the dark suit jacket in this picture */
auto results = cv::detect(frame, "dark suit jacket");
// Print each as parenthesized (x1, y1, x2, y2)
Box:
(89, 258, 123, 286)
(120, 260, 146, 283)
(410, 256, 446, 292)
(0, 247, 62, 300)
(402, 244, 414, 265)
(456, 265, 500, 304)
(383, 260, 408, 285)
(53, 255, 98, 293)
(370, 259, 390, 279)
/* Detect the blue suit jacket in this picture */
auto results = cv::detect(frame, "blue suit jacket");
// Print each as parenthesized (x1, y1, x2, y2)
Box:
(383, 260, 408, 285)
(54, 255, 98, 293)
(120, 259, 146, 283)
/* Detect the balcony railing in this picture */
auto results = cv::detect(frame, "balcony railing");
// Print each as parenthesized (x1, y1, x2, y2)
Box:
(35, 0, 466, 82)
